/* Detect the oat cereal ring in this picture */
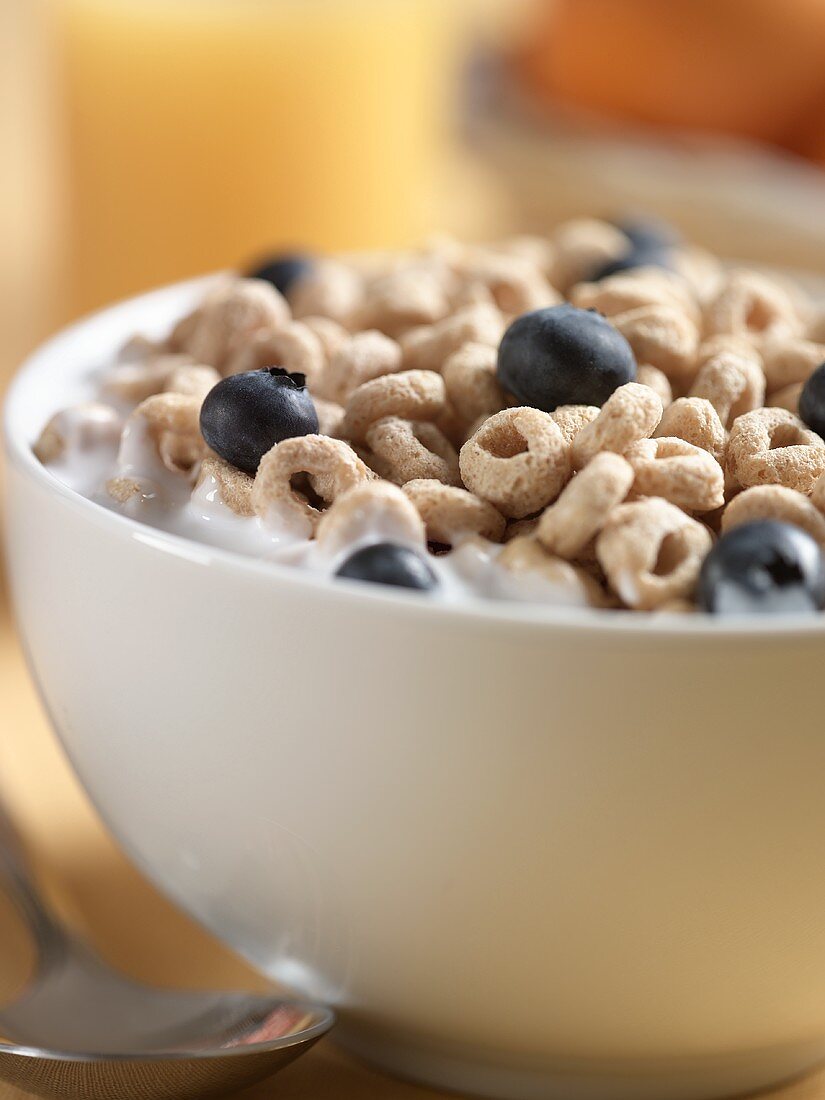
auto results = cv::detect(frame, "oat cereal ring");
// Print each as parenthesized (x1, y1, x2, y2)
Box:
(536, 452, 634, 559)
(402, 479, 506, 544)
(171, 279, 290, 369)
(300, 315, 349, 365)
(453, 249, 560, 315)
(459, 407, 570, 519)
(571, 383, 663, 470)
(224, 322, 326, 391)
(316, 479, 426, 557)
(760, 337, 825, 393)
(624, 437, 725, 512)
(158, 432, 205, 474)
(399, 303, 504, 373)
(610, 304, 700, 387)
(549, 218, 628, 293)
(550, 404, 600, 447)
(356, 267, 451, 336)
(104, 353, 196, 403)
(689, 350, 766, 428)
(503, 517, 539, 542)
(324, 330, 403, 404)
(766, 382, 803, 415)
(726, 407, 825, 494)
(636, 365, 673, 408)
(365, 417, 461, 487)
(163, 363, 221, 401)
(288, 259, 365, 329)
(442, 342, 506, 427)
(489, 234, 555, 274)
(135, 392, 202, 437)
(812, 471, 825, 514)
(341, 369, 447, 443)
(722, 485, 825, 548)
(195, 453, 255, 517)
(596, 498, 712, 610)
(313, 397, 345, 438)
(33, 403, 123, 464)
(570, 267, 700, 326)
(497, 535, 607, 607)
(654, 397, 727, 465)
(251, 435, 372, 531)
(696, 333, 763, 369)
(703, 270, 801, 342)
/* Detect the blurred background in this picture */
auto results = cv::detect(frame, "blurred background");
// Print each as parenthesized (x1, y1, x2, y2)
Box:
(6, 0, 825, 1036)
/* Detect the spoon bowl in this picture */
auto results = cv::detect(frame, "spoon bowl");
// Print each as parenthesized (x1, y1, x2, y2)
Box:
(0, 804, 333, 1100)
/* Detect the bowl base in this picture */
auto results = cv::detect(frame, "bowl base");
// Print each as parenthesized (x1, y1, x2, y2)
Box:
(336, 1026, 825, 1100)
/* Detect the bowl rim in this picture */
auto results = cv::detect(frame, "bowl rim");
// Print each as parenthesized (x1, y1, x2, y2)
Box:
(5, 275, 825, 640)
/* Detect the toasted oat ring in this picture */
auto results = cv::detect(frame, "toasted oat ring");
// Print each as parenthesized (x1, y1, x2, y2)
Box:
(596, 498, 712, 610)
(341, 369, 446, 443)
(536, 452, 634, 560)
(571, 267, 700, 325)
(654, 397, 726, 465)
(571, 383, 663, 470)
(550, 404, 600, 447)
(195, 454, 255, 517)
(459, 407, 571, 519)
(252, 435, 372, 531)
(689, 351, 765, 428)
(722, 485, 825, 548)
(135, 393, 202, 436)
(399, 303, 504, 373)
(635, 365, 673, 408)
(726, 407, 825, 494)
(403, 479, 506, 544)
(766, 382, 803, 415)
(323, 330, 403, 404)
(442, 342, 505, 427)
(703, 270, 801, 342)
(224, 322, 326, 391)
(625, 437, 725, 513)
(171, 278, 290, 369)
(761, 337, 825, 393)
(365, 417, 460, 487)
(315, 480, 425, 557)
(610, 305, 699, 386)
(163, 363, 221, 401)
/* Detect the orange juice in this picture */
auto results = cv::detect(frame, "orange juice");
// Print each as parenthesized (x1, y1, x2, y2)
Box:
(53, 0, 455, 317)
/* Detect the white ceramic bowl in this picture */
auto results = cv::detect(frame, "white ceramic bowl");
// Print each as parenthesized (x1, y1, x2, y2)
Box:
(7, 281, 825, 1100)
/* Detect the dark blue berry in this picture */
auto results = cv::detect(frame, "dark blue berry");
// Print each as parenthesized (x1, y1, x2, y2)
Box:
(336, 542, 438, 591)
(589, 247, 672, 283)
(199, 368, 319, 476)
(246, 252, 313, 298)
(612, 213, 681, 253)
(497, 304, 636, 412)
(697, 520, 825, 615)
(798, 361, 825, 438)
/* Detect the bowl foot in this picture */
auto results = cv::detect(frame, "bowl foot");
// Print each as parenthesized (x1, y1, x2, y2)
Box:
(336, 1026, 825, 1100)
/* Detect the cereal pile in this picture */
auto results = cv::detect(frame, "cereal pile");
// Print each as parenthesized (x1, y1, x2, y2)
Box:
(35, 218, 825, 615)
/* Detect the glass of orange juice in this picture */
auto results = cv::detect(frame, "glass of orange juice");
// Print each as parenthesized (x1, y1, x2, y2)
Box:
(52, 0, 458, 318)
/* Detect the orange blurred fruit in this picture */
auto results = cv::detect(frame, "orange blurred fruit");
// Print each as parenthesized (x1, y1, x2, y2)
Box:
(517, 0, 825, 146)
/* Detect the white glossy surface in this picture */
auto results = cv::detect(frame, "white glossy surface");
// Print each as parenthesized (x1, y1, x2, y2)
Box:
(6, 282, 825, 1099)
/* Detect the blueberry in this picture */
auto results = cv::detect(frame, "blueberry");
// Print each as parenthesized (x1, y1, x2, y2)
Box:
(199, 368, 319, 475)
(246, 252, 313, 298)
(612, 213, 681, 253)
(589, 247, 672, 283)
(798, 361, 825, 438)
(497, 304, 636, 412)
(336, 542, 438, 591)
(697, 520, 825, 615)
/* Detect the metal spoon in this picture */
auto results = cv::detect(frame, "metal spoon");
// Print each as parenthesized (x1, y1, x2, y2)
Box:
(0, 805, 333, 1099)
